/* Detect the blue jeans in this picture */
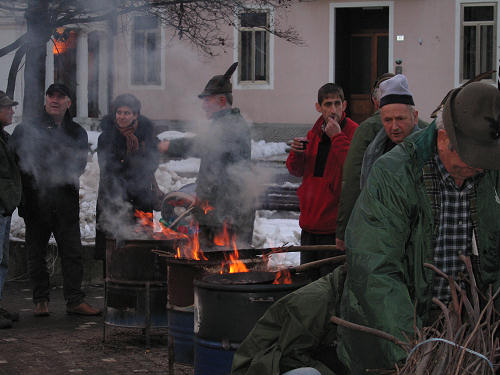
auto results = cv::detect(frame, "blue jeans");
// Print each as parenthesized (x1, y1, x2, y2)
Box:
(282, 368, 321, 375)
(0, 215, 11, 302)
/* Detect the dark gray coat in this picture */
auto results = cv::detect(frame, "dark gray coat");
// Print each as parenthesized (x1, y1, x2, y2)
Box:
(0, 129, 21, 216)
(9, 110, 88, 221)
(167, 108, 255, 242)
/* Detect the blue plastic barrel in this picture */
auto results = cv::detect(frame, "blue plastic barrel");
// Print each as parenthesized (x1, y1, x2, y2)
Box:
(168, 306, 194, 365)
(194, 336, 239, 375)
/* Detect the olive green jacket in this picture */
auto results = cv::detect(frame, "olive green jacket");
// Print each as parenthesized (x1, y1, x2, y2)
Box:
(337, 123, 500, 374)
(0, 129, 21, 216)
(231, 270, 346, 375)
(336, 112, 428, 241)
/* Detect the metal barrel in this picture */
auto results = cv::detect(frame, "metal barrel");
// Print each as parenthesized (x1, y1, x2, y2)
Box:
(193, 274, 309, 374)
(167, 305, 195, 365)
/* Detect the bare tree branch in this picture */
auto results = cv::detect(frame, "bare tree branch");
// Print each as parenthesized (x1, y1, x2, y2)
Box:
(0, 33, 27, 59)
(6, 44, 26, 98)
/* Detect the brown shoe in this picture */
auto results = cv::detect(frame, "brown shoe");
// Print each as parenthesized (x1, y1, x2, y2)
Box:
(34, 301, 50, 317)
(66, 302, 101, 316)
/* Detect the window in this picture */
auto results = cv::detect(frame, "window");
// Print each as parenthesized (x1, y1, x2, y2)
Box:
(461, 3, 496, 82)
(238, 10, 270, 84)
(132, 15, 161, 86)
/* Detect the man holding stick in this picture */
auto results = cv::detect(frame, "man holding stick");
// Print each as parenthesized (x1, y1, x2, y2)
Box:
(338, 82, 500, 373)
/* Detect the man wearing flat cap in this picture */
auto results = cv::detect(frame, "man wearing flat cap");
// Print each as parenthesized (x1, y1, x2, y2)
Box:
(0, 91, 21, 328)
(338, 82, 500, 373)
(10, 83, 100, 317)
(159, 63, 255, 246)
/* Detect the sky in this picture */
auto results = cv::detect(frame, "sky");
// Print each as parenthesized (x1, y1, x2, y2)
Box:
(6, 127, 301, 267)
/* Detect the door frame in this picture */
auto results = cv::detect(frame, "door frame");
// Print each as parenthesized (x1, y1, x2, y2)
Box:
(329, 1, 394, 82)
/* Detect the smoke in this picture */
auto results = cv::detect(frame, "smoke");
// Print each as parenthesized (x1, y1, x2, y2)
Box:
(10, 112, 87, 195)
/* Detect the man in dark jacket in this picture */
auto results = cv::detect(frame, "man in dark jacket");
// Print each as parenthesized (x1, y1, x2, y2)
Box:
(336, 73, 428, 250)
(286, 83, 358, 279)
(0, 91, 21, 328)
(338, 82, 500, 373)
(10, 84, 100, 317)
(158, 63, 254, 247)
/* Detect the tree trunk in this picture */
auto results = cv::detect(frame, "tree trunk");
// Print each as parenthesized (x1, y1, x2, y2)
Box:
(23, 0, 51, 120)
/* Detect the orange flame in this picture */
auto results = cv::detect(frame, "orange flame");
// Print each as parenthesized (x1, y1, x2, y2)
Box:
(134, 209, 206, 261)
(135, 210, 154, 230)
(273, 269, 292, 284)
(217, 222, 249, 274)
(199, 200, 214, 215)
(53, 28, 77, 55)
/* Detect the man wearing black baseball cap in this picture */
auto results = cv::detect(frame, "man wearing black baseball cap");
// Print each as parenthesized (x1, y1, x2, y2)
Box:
(10, 83, 100, 317)
(0, 91, 21, 328)
(338, 82, 500, 373)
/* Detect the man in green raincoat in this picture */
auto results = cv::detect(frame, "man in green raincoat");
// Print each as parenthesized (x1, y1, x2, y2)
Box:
(338, 82, 500, 373)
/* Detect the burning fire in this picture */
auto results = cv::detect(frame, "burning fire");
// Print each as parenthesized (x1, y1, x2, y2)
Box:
(273, 269, 292, 284)
(53, 28, 77, 55)
(134, 211, 252, 275)
(199, 200, 214, 215)
(214, 222, 249, 274)
(134, 209, 207, 260)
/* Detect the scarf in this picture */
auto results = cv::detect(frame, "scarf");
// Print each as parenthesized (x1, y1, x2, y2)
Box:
(116, 120, 139, 153)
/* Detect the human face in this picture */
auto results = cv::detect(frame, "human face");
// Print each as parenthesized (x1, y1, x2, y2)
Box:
(315, 94, 346, 123)
(45, 92, 71, 121)
(437, 129, 483, 186)
(0, 105, 14, 126)
(380, 104, 418, 144)
(115, 106, 138, 128)
(201, 95, 225, 119)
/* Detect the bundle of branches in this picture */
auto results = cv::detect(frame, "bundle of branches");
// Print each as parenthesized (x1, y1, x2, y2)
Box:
(332, 254, 500, 374)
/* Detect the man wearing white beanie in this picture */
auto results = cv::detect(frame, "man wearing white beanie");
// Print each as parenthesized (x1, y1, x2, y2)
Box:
(359, 74, 421, 187)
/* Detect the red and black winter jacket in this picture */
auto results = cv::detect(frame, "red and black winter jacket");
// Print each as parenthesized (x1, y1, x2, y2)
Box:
(286, 113, 358, 234)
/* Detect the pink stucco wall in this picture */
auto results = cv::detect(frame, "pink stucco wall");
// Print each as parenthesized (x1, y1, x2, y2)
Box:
(112, 0, 467, 125)
(392, 0, 456, 122)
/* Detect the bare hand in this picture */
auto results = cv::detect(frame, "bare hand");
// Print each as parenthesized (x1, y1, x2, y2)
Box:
(158, 140, 170, 153)
(324, 117, 341, 139)
(336, 238, 345, 251)
(290, 138, 307, 154)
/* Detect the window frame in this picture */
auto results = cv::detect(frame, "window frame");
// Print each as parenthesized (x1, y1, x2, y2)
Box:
(233, 6, 275, 90)
(459, 1, 497, 84)
(129, 14, 166, 89)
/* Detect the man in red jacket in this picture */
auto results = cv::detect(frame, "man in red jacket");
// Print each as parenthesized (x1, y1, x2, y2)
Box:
(286, 83, 358, 279)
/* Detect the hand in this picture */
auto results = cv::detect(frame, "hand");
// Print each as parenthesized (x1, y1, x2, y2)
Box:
(158, 140, 170, 153)
(324, 116, 341, 139)
(336, 238, 345, 251)
(290, 137, 307, 154)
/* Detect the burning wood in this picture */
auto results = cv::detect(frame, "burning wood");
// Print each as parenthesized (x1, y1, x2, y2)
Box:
(273, 269, 292, 284)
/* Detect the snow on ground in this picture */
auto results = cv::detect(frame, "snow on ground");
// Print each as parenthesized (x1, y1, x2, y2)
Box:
(251, 140, 288, 159)
(10, 129, 300, 265)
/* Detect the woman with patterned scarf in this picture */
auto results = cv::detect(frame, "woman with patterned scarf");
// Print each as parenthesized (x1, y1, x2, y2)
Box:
(94, 94, 160, 265)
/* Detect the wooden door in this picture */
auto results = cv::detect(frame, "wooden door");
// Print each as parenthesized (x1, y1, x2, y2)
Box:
(348, 32, 388, 123)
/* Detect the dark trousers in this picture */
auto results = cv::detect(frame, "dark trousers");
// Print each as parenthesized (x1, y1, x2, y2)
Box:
(25, 212, 85, 307)
(300, 230, 343, 280)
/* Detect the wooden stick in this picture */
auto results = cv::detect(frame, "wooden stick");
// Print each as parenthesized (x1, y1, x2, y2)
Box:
(330, 315, 409, 350)
(289, 255, 346, 272)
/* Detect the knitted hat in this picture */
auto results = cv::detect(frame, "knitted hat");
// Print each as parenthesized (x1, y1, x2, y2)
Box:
(442, 82, 500, 169)
(379, 74, 415, 108)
